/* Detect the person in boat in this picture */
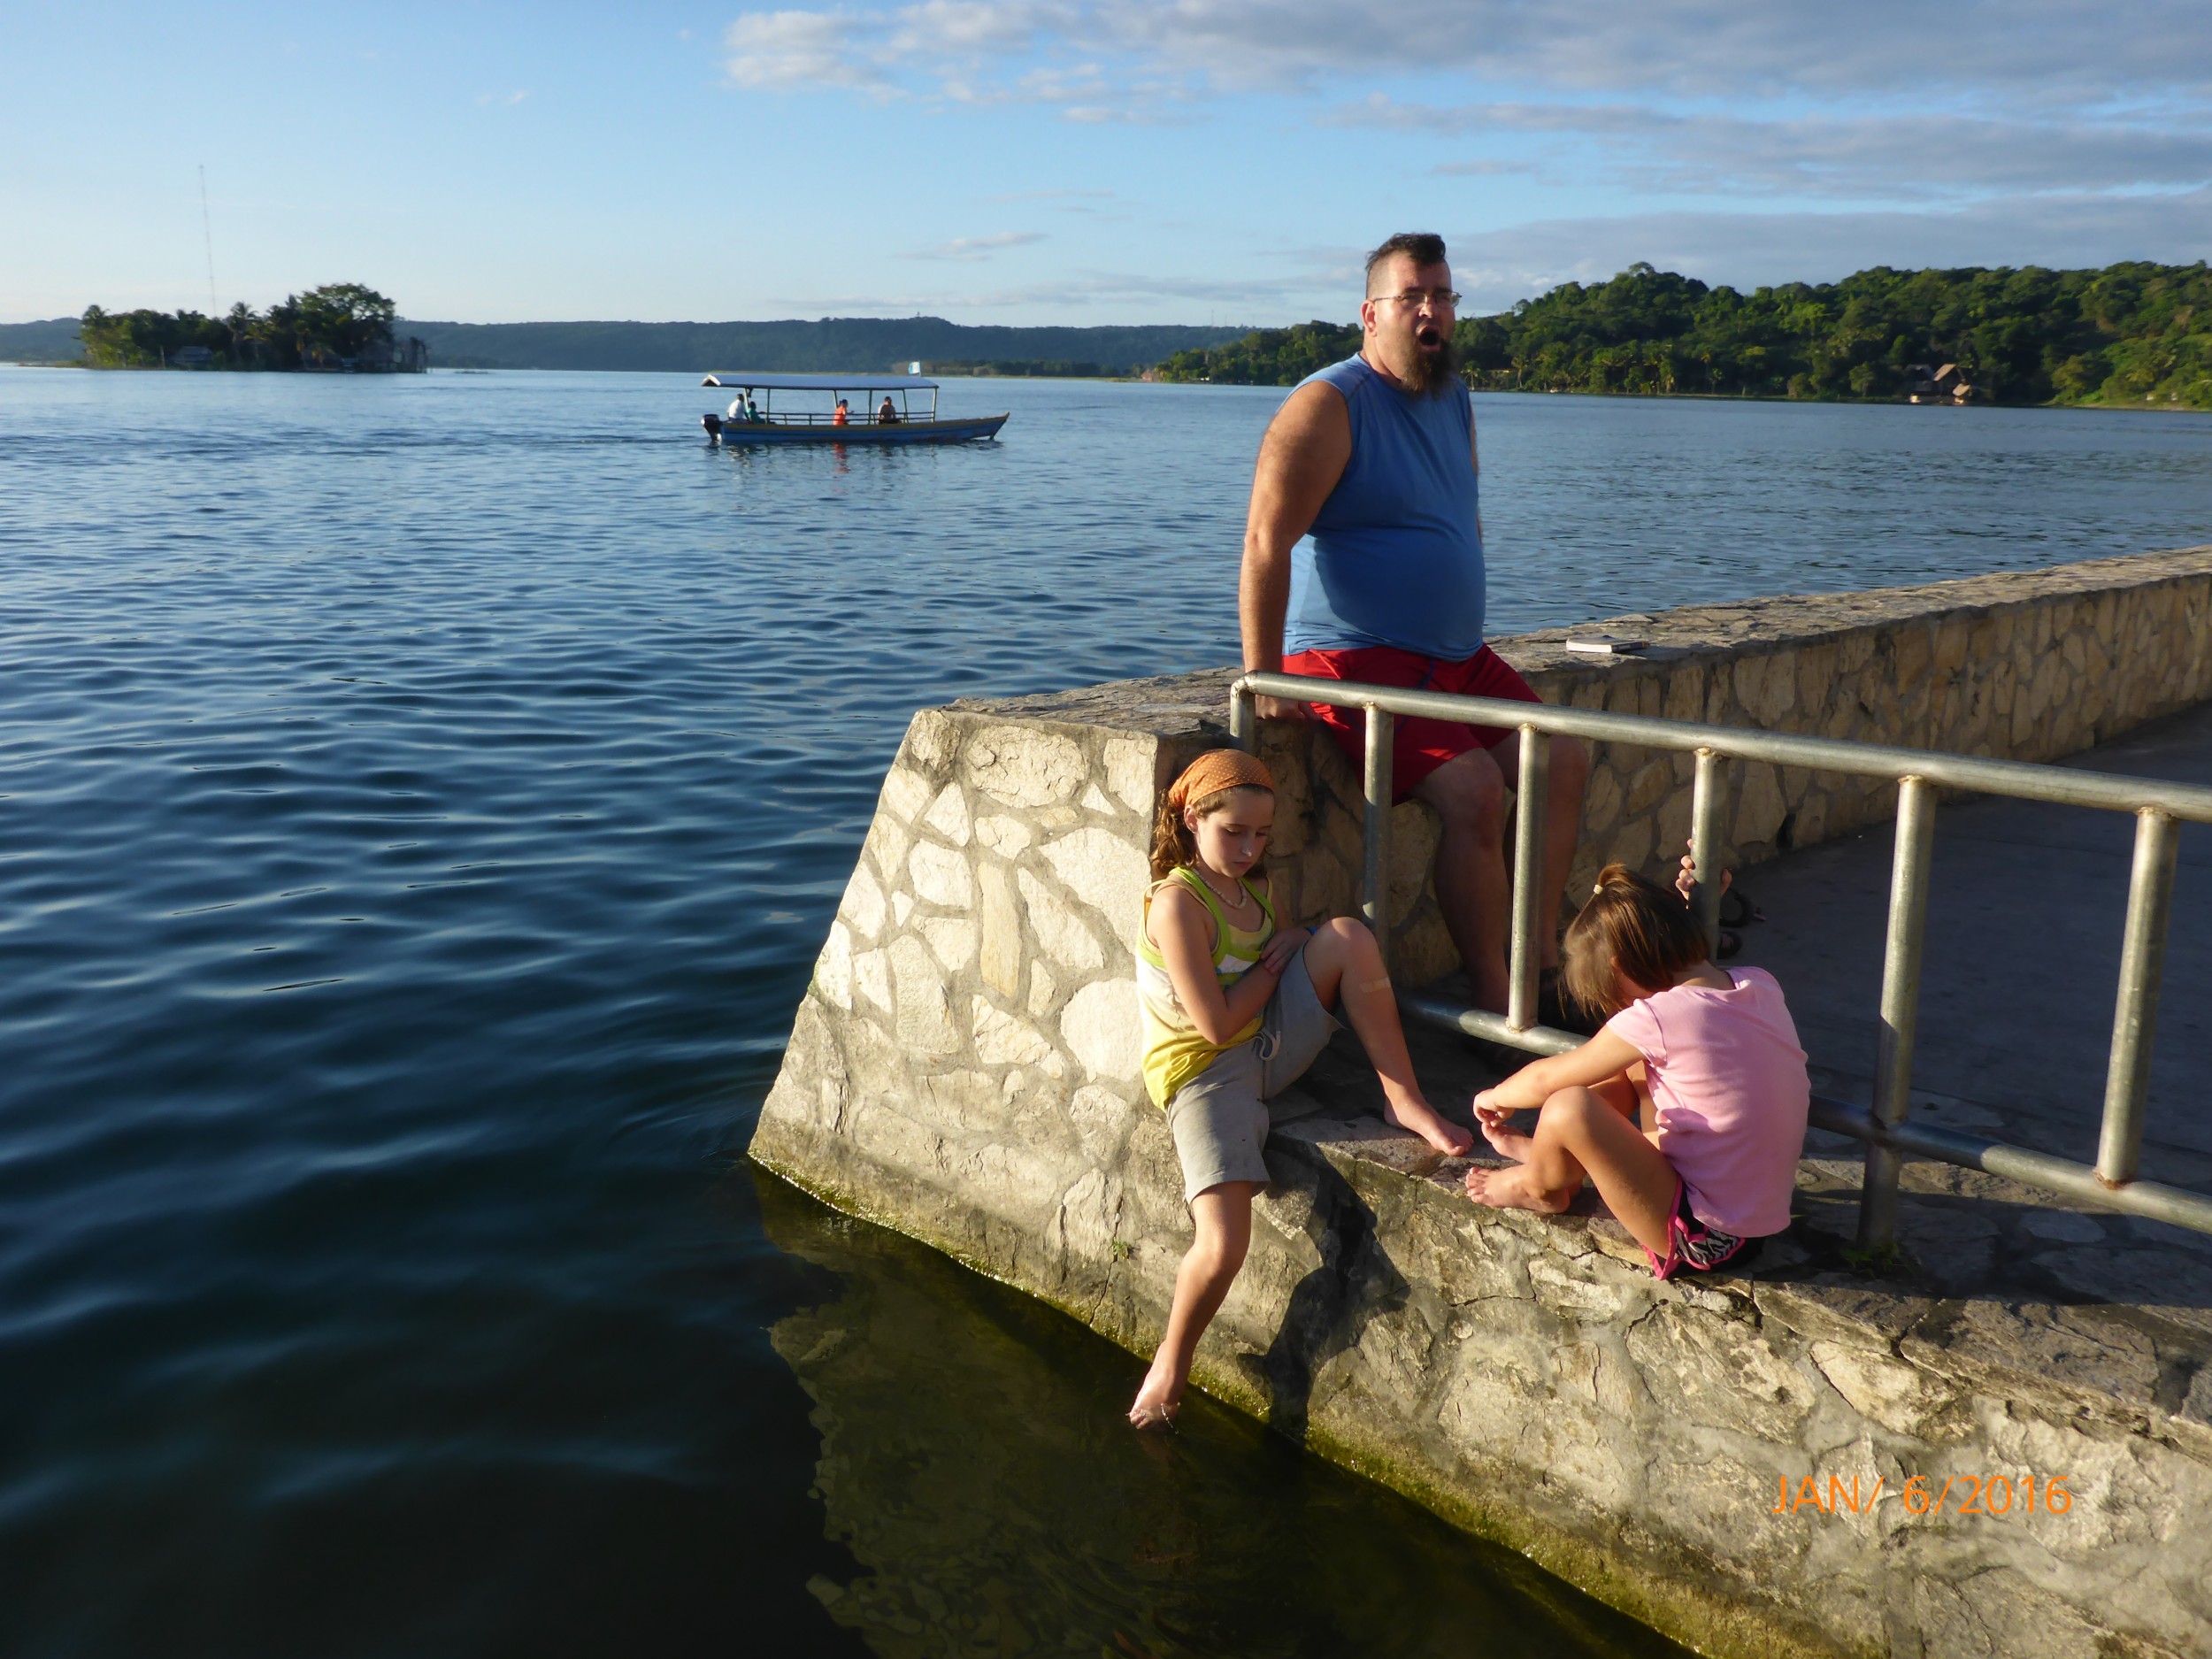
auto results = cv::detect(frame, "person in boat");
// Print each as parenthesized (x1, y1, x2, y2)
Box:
(832, 399, 849, 426)
(877, 396, 899, 425)
(1238, 230, 1590, 1028)
(745, 398, 764, 424)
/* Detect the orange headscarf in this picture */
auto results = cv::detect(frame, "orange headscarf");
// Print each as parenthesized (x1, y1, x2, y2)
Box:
(1167, 748, 1276, 810)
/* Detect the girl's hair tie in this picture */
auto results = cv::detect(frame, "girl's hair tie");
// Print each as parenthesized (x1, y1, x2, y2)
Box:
(1168, 749, 1276, 810)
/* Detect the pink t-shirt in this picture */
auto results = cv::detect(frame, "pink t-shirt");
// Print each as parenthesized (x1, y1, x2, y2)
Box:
(1603, 966, 1809, 1238)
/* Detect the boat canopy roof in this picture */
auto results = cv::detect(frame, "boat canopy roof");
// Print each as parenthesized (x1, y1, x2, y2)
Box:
(701, 372, 938, 391)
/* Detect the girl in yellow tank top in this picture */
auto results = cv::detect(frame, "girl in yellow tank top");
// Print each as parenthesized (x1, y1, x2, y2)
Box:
(1136, 863, 1276, 1108)
(1129, 749, 1472, 1432)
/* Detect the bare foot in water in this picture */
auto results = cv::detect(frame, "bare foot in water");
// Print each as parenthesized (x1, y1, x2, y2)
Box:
(1383, 1095, 1474, 1156)
(1463, 1162, 1571, 1214)
(1128, 1358, 1181, 1430)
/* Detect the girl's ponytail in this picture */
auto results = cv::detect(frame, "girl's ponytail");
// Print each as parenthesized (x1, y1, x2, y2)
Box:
(1559, 862, 1712, 1018)
(1149, 797, 1199, 880)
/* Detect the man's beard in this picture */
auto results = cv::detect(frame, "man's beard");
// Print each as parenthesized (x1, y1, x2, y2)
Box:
(1409, 328, 1462, 395)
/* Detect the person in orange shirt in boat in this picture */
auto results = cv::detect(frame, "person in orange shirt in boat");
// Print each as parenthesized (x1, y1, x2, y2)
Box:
(832, 399, 849, 426)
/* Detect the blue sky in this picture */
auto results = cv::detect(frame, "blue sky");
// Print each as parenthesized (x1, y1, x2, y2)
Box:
(6, 0, 2210, 325)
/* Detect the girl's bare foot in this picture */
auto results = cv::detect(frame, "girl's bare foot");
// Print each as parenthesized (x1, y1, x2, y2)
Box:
(1383, 1096, 1474, 1156)
(1464, 1162, 1571, 1213)
(1479, 1116, 1535, 1164)
(1129, 1358, 1181, 1430)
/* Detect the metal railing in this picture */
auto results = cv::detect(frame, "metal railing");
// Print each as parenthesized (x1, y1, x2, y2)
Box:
(1230, 671, 2212, 1245)
(742, 411, 934, 427)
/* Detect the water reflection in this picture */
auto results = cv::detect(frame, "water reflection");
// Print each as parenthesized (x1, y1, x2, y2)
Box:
(754, 1170, 1686, 1659)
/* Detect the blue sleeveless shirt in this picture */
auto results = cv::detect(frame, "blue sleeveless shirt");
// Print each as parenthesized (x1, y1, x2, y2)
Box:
(1282, 355, 1485, 660)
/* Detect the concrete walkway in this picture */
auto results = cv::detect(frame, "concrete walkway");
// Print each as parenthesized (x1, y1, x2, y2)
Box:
(1283, 697, 2212, 1327)
(1734, 695, 2212, 1191)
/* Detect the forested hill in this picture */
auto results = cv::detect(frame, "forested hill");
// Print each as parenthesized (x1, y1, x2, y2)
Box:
(395, 317, 1248, 373)
(1156, 261, 2212, 409)
(0, 319, 89, 362)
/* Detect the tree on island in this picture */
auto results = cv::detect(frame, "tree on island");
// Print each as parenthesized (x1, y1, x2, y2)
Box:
(1153, 259, 2212, 410)
(79, 283, 419, 370)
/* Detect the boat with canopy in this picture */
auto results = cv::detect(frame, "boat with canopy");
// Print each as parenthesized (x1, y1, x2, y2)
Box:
(698, 372, 1008, 445)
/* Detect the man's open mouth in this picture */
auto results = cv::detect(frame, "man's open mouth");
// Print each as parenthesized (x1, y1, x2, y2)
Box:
(1417, 327, 1443, 349)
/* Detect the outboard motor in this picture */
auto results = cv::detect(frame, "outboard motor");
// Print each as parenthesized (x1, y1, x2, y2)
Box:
(701, 411, 723, 442)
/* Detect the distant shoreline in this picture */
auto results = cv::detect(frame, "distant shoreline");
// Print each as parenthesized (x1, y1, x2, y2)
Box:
(8, 358, 2207, 413)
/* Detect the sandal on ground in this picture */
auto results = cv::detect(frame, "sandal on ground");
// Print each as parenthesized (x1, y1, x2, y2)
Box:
(1716, 928, 1743, 961)
(1719, 889, 1763, 927)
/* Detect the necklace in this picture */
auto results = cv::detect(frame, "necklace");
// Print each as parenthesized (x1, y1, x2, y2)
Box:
(1195, 868, 1255, 911)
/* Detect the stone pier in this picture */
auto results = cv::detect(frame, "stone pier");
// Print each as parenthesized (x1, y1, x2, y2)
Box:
(752, 548, 2212, 1658)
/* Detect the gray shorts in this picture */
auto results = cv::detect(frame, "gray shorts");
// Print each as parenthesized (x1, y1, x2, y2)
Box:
(1164, 950, 1342, 1203)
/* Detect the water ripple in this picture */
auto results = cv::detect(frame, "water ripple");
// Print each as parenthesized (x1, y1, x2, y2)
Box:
(2, 365, 2208, 1655)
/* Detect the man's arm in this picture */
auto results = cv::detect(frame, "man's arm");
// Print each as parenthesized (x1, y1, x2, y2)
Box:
(1240, 382, 1351, 719)
(1469, 387, 1482, 540)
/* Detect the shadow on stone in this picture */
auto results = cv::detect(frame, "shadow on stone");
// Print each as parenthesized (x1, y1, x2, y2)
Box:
(1251, 1148, 1411, 1447)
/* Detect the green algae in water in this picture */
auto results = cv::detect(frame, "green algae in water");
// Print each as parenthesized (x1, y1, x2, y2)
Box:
(754, 1170, 1688, 1659)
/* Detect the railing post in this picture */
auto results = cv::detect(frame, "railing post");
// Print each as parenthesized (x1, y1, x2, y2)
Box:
(1363, 705, 1394, 974)
(2097, 809, 2180, 1187)
(1508, 724, 1548, 1030)
(1230, 680, 1258, 755)
(1689, 748, 1728, 958)
(1858, 776, 1939, 1254)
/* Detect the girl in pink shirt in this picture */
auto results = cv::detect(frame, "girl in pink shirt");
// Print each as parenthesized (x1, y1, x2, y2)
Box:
(1462, 861, 1809, 1278)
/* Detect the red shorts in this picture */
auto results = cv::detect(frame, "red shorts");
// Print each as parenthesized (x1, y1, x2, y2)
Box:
(1281, 643, 1542, 800)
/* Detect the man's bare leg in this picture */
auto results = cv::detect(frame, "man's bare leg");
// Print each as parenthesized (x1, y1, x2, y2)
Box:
(1301, 918, 1471, 1156)
(1465, 1086, 1678, 1256)
(1412, 748, 1511, 1010)
(1132, 1181, 1258, 1428)
(1494, 733, 1591, 972)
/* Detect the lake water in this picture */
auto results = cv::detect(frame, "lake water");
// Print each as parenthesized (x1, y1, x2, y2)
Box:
(4, 365, 2209, 1657)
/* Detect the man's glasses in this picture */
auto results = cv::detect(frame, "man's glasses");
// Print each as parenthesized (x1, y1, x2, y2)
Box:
(1377, 288, 1461, 310)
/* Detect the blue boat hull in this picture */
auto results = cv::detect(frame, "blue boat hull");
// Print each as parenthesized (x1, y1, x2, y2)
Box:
(707, 414, 1008, 446)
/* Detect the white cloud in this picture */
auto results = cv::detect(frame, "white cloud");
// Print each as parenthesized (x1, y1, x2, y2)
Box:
(776, 265, 1313, 312)
(724, 9, 887, 88)
(720, 0, 2212, 103)
(905, 230, 1049, 259)
(1434, 158, 1538, 178)
(718, 0, 2212, 206)
(1349, 98, 2212, 200)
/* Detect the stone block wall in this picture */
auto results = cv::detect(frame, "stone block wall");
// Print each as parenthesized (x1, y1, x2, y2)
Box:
(1271, 546, 2212, 982)
(753, 548, 2212, 1658)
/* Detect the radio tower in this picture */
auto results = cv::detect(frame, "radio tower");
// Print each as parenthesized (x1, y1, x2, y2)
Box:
(199, 165, 219, 312)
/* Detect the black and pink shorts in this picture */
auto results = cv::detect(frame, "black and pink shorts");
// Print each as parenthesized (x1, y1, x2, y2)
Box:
(1644, 1180, 1761, 1281)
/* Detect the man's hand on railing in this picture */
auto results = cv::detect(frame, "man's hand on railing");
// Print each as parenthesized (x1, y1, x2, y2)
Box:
(1254, 694, 1313, 722)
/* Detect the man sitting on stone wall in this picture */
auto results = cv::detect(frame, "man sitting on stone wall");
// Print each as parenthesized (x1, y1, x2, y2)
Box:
(1238, 231, 1590, 1023)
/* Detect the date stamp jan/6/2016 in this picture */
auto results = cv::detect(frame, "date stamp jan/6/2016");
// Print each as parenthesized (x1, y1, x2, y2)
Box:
(1772, 1472, 2074, 1519)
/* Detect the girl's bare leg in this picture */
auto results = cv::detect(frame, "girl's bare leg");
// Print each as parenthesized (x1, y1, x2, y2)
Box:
(1464, 1086, 1679, 1256)
(1132, 1181, 1258, 1429)
(1302, 918, 1471, 1156)
(1480, 1068, 1634, 1168)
